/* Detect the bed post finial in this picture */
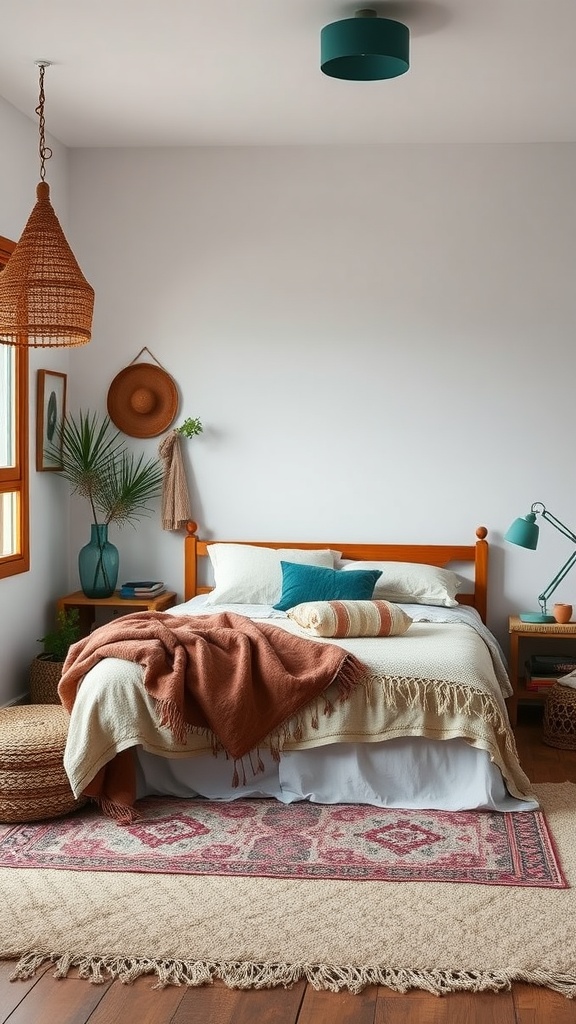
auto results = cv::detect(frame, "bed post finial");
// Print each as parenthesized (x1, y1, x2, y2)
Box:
(474, 527, 488, 623)
(184, 523, 199, 599)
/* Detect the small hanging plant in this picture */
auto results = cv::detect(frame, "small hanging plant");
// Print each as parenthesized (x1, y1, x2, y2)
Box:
(174, 417, 203, 439)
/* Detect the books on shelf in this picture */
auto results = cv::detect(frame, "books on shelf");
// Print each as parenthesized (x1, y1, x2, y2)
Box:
(530, 654, 576, 675)
(524, 654, 576, 692)
(122, 580, 164, 591)
(119, 580, 165, 599)
(524, 671, 558, 693)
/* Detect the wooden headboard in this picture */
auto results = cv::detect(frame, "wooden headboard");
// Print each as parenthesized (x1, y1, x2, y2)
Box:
(183, 524, 489, 622)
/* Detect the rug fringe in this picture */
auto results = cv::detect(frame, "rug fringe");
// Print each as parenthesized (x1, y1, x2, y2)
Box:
(8, 954, 576, 998)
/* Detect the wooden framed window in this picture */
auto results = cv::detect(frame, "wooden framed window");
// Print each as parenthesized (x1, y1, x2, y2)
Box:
(0, 235, 29, 579)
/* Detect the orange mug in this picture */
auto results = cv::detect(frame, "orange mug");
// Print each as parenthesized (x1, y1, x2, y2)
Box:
(553, 603, 573, 624)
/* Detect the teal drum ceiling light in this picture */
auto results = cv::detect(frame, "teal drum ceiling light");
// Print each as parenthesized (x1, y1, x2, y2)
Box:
(321, 8, 410, 81)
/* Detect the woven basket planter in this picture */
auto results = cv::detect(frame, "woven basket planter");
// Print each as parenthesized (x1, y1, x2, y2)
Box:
(29, 655, 63, 704)
(0, 705, 87, 822)
(543, 683, 576, 750)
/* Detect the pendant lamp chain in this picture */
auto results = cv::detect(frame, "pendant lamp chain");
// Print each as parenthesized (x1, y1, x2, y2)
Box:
(0, 60, 95, 347)
(36, 62, 53, 183)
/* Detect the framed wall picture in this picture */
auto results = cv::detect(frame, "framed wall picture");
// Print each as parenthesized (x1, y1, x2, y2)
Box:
(36, 370, 67, 471)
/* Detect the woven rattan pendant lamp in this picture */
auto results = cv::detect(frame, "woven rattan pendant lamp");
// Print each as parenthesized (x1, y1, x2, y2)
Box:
(0, 61, 94, 347)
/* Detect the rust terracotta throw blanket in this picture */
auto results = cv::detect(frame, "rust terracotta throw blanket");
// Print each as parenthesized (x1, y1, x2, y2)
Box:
(58, 611, 365, 821)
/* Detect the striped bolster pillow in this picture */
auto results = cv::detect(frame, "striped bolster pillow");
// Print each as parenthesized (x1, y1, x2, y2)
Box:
(287, 599, 412, 638)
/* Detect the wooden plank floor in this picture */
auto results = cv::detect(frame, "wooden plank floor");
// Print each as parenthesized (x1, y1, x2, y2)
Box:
(1, 705, 575, 1024)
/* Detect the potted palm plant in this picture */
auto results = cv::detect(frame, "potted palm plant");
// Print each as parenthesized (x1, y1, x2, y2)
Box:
(45, 411, 164, 598)
(30, 607, 81, 704)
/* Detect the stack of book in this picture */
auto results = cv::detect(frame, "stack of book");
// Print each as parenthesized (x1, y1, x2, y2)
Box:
(119, 580, 166, 600)
(524, 654, 576, 692)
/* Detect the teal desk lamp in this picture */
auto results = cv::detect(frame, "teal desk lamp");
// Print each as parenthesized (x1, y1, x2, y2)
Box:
(505, 502, 576, 622)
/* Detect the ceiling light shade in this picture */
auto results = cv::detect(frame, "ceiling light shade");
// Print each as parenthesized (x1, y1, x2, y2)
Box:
(321, 8, 409, 82)
(0, 62, 94, 347)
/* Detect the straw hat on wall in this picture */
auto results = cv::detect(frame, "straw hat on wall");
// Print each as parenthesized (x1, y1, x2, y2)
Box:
(107, 362, 178, 438)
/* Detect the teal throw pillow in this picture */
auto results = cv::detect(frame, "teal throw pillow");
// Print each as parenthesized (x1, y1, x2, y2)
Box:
(273, 561, 382, 612)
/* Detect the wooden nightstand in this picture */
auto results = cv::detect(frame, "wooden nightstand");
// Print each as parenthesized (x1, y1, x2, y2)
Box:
(507, 615, 576, 727)
(56, 589, 177, 637)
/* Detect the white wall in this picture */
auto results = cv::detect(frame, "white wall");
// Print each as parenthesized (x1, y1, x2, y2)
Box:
(0, 97, 72, 703)
(67, 143, 576, 647)
(2, 135, 575, 704)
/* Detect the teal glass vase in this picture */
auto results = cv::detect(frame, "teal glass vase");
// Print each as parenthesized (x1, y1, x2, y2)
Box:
(78, 524, 119, 599)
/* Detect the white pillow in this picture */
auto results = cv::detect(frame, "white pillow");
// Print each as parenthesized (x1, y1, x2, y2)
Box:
(340, 560, 461, 607)
(287, 599, 413, 638)
(204, 544, 340, 606)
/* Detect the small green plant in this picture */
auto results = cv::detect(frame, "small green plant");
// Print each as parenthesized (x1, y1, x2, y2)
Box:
(175, 417, 203, 439)
(38, 608, 81, 662)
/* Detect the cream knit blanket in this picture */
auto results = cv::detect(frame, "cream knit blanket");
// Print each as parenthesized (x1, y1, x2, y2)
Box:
(63, 620, 532, 804)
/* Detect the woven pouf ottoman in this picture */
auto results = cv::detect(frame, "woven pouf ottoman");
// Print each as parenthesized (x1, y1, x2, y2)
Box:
(0, 705, 87, 822)
(543, 682, 576, 750)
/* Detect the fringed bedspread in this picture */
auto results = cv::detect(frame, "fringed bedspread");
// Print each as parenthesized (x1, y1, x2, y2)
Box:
(61, 614, 533, 819)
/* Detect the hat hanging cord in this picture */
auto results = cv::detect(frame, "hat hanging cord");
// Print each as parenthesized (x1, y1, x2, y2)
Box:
(128, 346, 170, 372)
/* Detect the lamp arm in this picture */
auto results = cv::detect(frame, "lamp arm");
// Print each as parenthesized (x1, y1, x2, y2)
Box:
(533, 503, 576, 545)
(538, 550, 576, 613)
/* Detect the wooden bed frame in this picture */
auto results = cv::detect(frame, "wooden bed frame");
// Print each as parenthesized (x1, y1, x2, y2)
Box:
(183, 523, 489, 622)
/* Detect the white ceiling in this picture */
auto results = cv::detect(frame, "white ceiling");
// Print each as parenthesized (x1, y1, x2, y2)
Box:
(0, 0, 575, 149)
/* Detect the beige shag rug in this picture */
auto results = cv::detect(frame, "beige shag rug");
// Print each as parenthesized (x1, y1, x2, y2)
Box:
(1, 782, 576, 998)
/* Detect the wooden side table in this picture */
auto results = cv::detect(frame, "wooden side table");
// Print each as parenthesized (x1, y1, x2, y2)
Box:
(507, 615, 576, 727)
(56, 589, 177, 637)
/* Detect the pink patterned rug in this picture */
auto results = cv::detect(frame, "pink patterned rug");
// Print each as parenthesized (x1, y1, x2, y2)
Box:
(0, 798, 566, 888)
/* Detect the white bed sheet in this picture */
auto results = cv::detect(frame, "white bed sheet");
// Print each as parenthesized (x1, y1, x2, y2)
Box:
(131, 597, 535, 812)
(135, 739, 536, 812)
